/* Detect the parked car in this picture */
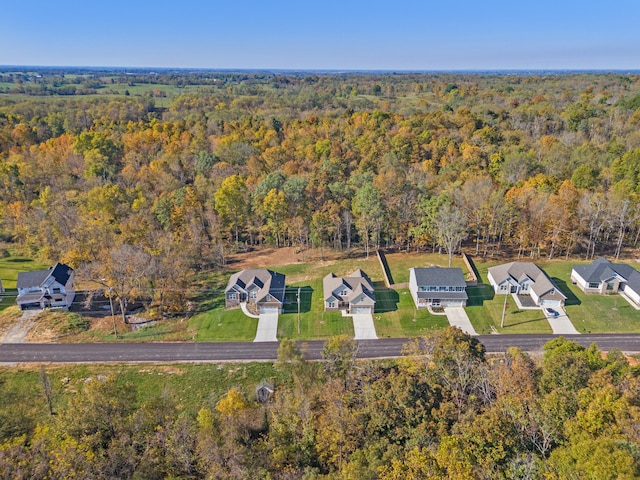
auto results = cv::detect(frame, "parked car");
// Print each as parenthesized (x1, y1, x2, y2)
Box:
(545, 307, 560, 317)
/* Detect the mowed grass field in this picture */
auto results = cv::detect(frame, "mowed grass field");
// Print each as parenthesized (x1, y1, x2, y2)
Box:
(465, 257, 640, 334)
(192, 251, 459, 341)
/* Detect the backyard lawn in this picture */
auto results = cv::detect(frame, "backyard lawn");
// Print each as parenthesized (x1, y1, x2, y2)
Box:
(188, 250, 640, 340)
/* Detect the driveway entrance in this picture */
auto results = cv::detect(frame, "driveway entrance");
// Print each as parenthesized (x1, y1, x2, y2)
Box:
(444, 307, 477, 336)
(543, 308, 579, 335)
(351, 314, 378, 340)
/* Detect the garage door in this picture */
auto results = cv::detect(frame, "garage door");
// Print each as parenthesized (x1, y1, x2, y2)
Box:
(352, 307, 371, 314)
(260, 306, 279, 314)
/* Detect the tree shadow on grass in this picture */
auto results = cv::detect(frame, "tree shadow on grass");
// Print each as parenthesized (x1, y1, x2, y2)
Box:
(284, 286, 313, 314)
(552, 278, 581, 306)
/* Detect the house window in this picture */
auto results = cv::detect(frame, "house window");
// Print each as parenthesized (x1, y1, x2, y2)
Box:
(340, 290, 348, 296)
(52, 288, 61, 294)
(588, 282, 599, 289)
(521, 284, 529, 292)
(606, 282, 615, 291)
(328, 302, 335, 308)
(228, 293, 237, 300)
(428, 286, 437, 292)
(500, 284, 508, 291)
(250, 291, 257, 299)
(438, 286, 446, 291)
(419, 286, 427, 291)
(456, 287, 465, 291)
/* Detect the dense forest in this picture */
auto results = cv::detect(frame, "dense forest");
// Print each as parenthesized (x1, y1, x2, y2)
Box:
(2, 70, 640, 313)
(1, 331, 639, 479)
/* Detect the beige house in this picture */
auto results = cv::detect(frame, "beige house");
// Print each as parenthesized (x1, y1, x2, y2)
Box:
(488, 262, 566, 308)
(224, 269, 286, 314)
(323, 269, 376, 314)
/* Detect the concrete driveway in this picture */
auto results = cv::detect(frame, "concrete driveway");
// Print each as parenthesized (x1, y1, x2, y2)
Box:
(543, 307, 579, 335)
(444, 307, 477, 336)
(254, 313, 279, 342)
(352, 314, 378, 340)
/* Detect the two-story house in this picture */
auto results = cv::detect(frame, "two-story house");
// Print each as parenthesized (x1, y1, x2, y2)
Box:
(16, 262, 75, 311)
(409, 266, 468, 308)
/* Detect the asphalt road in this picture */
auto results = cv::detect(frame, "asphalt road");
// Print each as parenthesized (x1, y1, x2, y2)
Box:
(2, 334, 640, 364)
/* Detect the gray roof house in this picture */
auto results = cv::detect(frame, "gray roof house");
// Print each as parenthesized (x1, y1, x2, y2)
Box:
(571, 257, 640, 306)
(409, 266, 468, 308)
(488, 262, 566, 308)
(323, 269, 376, 314)
(16, 262, 75, 311)
(224, 269, 286, 314)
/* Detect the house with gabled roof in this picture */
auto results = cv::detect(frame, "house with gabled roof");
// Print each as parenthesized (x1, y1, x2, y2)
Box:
(571, 257, 640, 306)
(488, 262, 566, 308)
(16, 262, 75, 311)
(323, 269, 376, 314)
(409, 266, 468, 308)
(224, 268, 286, 314)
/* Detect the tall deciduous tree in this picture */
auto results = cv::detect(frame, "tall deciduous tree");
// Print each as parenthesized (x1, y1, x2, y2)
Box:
(214, 174, 248, 246)
(352, 182, 385, 258)
(434, 203, 467, 267)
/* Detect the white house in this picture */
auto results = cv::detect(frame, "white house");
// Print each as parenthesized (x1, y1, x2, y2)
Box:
(409, 266, 468, 308)
(323, 269, 376, 314)
(571, 257, 640, 306)
(16, 263, 75, 311)
(488, 262, 566, 308)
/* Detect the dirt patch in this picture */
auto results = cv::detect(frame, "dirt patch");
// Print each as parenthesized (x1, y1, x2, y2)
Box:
(2, 310, 40, 343)
(226, 246, 323, 270)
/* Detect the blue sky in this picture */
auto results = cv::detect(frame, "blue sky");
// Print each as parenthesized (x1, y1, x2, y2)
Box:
(2, 0, 639, 70)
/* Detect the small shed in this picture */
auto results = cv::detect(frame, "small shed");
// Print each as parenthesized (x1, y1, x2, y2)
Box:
(256, 380, 274, 403)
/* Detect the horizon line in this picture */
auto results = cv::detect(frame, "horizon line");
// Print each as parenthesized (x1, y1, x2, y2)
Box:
(2, 65, 640, 75)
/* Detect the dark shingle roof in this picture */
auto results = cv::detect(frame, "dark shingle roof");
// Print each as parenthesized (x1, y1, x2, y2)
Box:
(16, 263, 73, 289)
(411, 267, 466, 287)
(573, 258, 640, 295)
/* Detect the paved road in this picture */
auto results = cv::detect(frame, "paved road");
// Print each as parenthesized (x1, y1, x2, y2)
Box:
(444, 307, 477, 336)
(2, 334, 640, 364)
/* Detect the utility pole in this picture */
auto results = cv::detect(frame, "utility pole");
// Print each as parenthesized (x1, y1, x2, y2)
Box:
(297, 287, 301, 334)
(500, 290, 508, 328)
(108, 287, 117, 339)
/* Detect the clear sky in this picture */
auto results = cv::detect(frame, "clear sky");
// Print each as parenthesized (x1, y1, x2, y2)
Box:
(2, 0, 639, 70)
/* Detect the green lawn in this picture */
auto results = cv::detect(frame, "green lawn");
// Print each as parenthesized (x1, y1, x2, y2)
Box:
(541, 260, 640, 333)
(0, 255, 50, 289)
(374, 288, 449, 337)
(384, 251, 467, 284)
(189, 252, 640, 340)
(189, 308, 258, 342)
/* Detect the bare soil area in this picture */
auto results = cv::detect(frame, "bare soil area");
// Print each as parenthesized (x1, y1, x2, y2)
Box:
(225, 246, 329, 270)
